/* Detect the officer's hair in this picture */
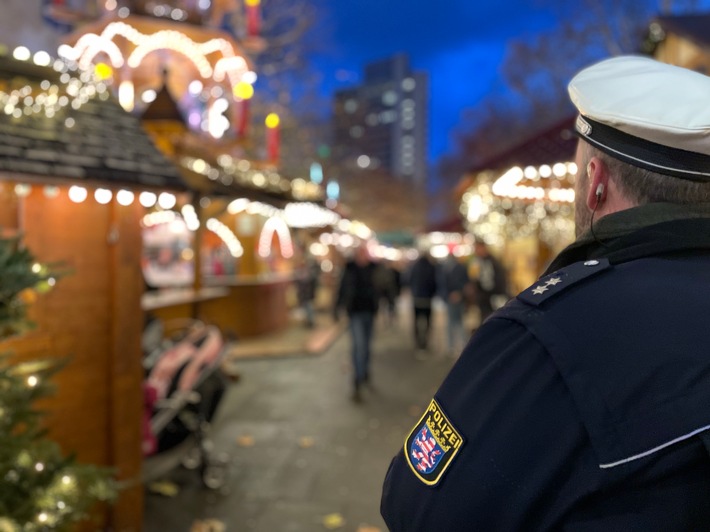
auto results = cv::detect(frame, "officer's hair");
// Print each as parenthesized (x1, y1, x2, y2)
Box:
(585, 144, 710, 205)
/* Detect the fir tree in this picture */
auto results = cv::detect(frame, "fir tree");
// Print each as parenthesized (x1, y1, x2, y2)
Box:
(0, 237, 115, 530)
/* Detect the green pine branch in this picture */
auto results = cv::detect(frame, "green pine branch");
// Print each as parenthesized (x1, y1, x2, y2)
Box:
(0, 237, 115, 530)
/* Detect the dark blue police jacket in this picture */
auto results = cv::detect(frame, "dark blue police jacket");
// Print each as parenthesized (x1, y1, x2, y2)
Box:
(381, 217, 710, 531)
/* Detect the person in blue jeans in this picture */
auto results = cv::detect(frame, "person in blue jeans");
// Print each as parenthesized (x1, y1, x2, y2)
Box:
(334, 244, 379, 402)
(439, 254, 471, 357)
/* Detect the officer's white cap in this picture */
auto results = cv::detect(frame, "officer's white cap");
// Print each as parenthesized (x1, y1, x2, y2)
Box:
(568, 55, 710, 182)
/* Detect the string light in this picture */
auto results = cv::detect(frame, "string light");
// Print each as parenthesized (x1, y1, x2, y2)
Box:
(139, 191, 157, 208)
(206, 218, 243, 257)
(59, 22, 251, 87)
(157, 192, 176, 210)
(94, 188, 113, 204)
(116, 189, 134, 206)
(142, 210, 177, 227)
(461, 165, 577, 247)
(258, 216, 293, 258)
(0, 55, 106, 118)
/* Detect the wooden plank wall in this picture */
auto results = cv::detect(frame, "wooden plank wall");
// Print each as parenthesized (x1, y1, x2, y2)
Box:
(0, 186, 145, 530)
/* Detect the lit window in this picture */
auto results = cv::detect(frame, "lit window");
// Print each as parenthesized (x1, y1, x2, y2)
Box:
(380, 110, 397, 124)
(402, 77, 416, 91)
(382, 90, 398, 106)
(401, 98, 415, 109)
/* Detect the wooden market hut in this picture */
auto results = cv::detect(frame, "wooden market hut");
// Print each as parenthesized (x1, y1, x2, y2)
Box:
(645, 13, 710, 72)
(0, 52, 187, 528)
(138, 79, 327, 341)
(459, 116, 578, 291)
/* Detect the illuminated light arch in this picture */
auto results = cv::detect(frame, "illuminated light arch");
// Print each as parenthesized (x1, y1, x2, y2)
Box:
(214, 56, 249, 85)
(127, 32, 213, 77)
(206, 218, 244, 257)
(492, 164, 576, 203)
(258, 216, 294, 259)
(60, 22, 249, 85)
(59, 36, 125, 70)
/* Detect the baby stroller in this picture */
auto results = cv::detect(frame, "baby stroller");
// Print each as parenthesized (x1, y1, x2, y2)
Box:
(141, 317, 231, 489)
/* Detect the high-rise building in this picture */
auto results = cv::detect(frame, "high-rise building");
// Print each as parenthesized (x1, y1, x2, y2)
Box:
(333, 54, 428, 184)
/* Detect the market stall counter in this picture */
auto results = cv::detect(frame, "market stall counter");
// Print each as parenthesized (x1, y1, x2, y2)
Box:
(198, 271, 296, 340)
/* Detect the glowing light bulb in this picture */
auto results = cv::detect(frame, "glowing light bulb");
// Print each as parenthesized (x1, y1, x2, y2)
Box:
(233, 81, 254, 100)
(265, 113, 280, 129)
(68, 186, 87, 203)
(158, 192, 176, 209)
(94, 188, 113, 205)
(116, 189, 134, 206)
(139, 191, 157, 208)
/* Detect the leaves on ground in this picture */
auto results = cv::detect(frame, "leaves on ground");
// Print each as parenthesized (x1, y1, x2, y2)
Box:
(322, 513, 345, 529)
(190, 518, 226, 532)
(236, 435, 255, 447)
(299, 436, 315, 448)
(147, 480, 180, 497)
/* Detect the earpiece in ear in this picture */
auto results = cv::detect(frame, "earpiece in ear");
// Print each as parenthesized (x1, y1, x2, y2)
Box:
(595, 183, 604, 200)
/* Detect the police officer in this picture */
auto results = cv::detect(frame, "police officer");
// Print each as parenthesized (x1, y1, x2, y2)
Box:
(381, 55, 710, 530)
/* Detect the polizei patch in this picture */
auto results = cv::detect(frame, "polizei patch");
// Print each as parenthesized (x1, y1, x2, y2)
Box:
(405, 399, 464, 485)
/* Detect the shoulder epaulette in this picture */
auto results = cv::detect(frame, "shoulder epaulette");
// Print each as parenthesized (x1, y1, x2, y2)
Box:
(517, 258, 611, 307)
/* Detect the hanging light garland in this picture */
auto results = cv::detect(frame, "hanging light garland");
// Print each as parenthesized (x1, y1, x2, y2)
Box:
(0, 47, 110, 120)
(461, 162, 577, 248)
(180, 156, 324, 201)
(58, 21, 254, 89)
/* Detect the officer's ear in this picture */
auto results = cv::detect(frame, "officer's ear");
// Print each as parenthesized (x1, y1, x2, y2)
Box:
(585, 157, 609, 210)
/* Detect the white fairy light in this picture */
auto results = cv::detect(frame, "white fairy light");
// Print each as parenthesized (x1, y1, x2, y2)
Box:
(258, 216, 293, 258)
(95, 188, 113, 204)
(13, 46, 30, 61)
(206, 218, 243, 257)
(68, 186, 88, 203)
(158, 192, 176, 210)
(139, 191, 157, 208)
(116, 189, 134, 206)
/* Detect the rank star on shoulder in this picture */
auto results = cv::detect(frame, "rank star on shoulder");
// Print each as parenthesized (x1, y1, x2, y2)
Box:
(532, 285, 548, 295)
(545, 277, 562, 286)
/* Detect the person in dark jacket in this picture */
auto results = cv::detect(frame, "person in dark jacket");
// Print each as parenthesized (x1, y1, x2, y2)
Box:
(381, 56, 710, 530)
(439, 254, 471, 357)
(334, 244, 379, 402)
(406, 250, 438, 354)
(470, 240, 509, 326)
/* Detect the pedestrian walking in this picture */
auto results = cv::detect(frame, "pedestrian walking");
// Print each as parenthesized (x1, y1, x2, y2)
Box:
(296, 253, 320, 328)
(439, 253, 471, 358)
(334, 244, 379, 402)
(375, 259, 401, 325)
(382, 56, 710, 530)
(469, 240, 509, 326)
(405, 249, 438, 356)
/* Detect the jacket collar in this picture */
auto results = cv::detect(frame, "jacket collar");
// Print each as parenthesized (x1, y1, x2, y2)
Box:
(544, 202, 710, 276)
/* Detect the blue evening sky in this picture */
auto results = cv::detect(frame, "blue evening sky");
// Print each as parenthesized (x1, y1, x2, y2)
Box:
(306, 0, 559, 164)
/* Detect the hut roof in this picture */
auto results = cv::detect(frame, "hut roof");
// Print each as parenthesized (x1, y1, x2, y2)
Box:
(655, 13, 710, 49)
(0, 54, 186, 191)
(470, 116, 578, 173)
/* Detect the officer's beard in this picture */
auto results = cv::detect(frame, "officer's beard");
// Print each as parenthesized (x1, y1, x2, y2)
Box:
(574, 169, 591, 239)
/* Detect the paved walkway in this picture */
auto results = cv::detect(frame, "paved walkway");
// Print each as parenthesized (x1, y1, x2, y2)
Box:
(144, 298, 460, 532)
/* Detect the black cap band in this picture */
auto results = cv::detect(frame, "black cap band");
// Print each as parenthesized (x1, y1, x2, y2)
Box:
(575, 115, 710, 183)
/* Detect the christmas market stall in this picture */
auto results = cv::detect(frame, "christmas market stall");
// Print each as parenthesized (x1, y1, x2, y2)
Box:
(459, 117, 578, 293)
(0, 48, 187, 528)
(55, 2, 336, 339)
